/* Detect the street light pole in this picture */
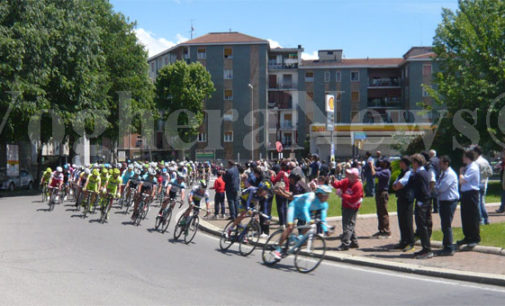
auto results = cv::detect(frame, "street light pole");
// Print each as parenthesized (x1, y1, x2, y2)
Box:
(248, 83, 254, 161)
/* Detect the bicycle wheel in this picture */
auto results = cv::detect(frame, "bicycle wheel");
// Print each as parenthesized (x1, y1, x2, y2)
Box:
(48, 193, 55, 211)
(173, 214, 185, 240)
(154, 215, 162, 230)
(42, 186, 47, 202)
(294, 234, 326, 273)
(262, 229, 284, 266)
(239, 220, 261, 257)
(161, 207, 173, 233)
(184, 216, 199, 244)
(135, 203, 144, 226)
(219, 220, 236, 251)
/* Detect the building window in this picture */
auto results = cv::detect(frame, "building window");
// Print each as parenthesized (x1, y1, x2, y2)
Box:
(223, 110, 234, 121)
(224, 89, 233, 100)
(423, 64, 432, 77)
(335, 71, 341, 82)
(283, 133, 292, 146)
(224, 47, 233, 59)
(224, 131, 233, 143)
(351, 71, 360, 82)
(305, 72, 314, 82)
(351, 90, 360, 102)
(183, 48, 190, 59)
(197, 48, 206, 59)
(405, 67, 409, 78)
(197, 133, 207, 142)
(324, 71, 330, 82)
(224, 69, 233, 80)
(150, 62, 155, 73)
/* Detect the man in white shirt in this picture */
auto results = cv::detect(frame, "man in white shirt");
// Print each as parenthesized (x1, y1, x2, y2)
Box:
(472, 145, 492, 225)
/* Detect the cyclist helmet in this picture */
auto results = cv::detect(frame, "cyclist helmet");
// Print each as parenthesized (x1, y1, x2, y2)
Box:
(162, 168, 168, 173)
(101, 168, 108, 174)
(148, 168, 156, 176)
(315, 185, 332, 195)
(46, 167, 52, 172)
(177, 171, 186, 180)
(64, 164, 69, 169)
(113, 168, 121, 176)
(92, 169, 100, 176)
(128, 164, 134, 170)
(84, 168, 91, 175)
(199, 180, 207, 189)
(134, 169, 141, 175)
(56, 166, 63, 173)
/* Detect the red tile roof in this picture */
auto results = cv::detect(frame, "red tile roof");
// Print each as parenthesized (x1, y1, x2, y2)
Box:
(301, 58, 405, 68)
(180, 32, 268, 45)
(407, 52, 436, 59)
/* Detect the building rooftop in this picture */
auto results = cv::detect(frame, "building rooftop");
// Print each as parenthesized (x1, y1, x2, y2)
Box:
(180, 32, 268, 46)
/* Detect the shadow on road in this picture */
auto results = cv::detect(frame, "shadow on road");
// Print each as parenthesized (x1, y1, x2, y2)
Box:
(260, 262, 297, 273)
(36, 208, 52, 212)
(215, 248, 241, 256)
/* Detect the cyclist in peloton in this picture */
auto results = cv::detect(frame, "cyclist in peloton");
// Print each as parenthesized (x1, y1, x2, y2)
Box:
(225, 181, 273, 237)
(179, 180, 210, 224)
(158, 172, 187, 216)
(131, 168, 157, 221)
(48, 167, 65, 199)
(272, 185, 331, 260)
(82, 169, 101, 211)
(102, 168, 122, 220)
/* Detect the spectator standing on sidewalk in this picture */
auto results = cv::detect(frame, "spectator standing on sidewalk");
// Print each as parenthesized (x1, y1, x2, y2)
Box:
(224, 160, 240, 220)
(370, 158, 392, 238)
(497, 150, 505, 214)
(457, 149, 481, 248)
(212, 171, 226, 218)
(410, 154, 434, 259)
(332, 168, 364, 251)
(392, 156, 415, 252)
(434, 155, 460, 256)
(429, 150, 441, 213)
(270, 161, 290, 228)
(472, 145, 493, 225)
(362, 152, 375, 197)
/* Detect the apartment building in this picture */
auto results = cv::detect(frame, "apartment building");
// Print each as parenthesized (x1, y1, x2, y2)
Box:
(147, 32, 437, 161)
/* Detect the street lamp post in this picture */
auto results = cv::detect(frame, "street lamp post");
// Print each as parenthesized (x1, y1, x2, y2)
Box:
(248, 83, 254, 160)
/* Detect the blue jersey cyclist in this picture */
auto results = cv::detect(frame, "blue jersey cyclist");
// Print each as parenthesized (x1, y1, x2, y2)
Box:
(158, 172, 187, 216)
(272, 185, 332, 260)
(226, 181, 273, 237)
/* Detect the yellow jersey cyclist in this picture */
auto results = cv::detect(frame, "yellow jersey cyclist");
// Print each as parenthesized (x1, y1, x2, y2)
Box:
(225, 181, 273, 238)
(272, 185, 331, 260)
(40, 167, 53, 194)
(101, 168, 121, 220)
(82, 169, 101, 212)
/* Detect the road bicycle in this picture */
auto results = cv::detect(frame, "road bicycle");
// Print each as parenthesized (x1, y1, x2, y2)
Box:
(262, 219, 327, 273)
(41, 183, 49, 202)
(122, 187, 136, 213)
(99, 192, 115, 223)
(133, 193, 151, 226)
(219, 206, 270, 256)
(154, 197, 182, 234)
(81, 191, 98, 218)
(47, 186, 61, 211)
(173, 202, 205, 244)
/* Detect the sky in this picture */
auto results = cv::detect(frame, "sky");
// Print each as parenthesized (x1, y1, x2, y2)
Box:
(110, 0, 459, 59)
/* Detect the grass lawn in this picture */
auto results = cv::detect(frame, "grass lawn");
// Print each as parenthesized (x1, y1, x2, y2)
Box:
(432, 222, 505, 249)
(271, 180, 502, 217)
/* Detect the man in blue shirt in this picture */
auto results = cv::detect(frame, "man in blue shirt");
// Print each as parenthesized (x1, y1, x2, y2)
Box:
(435, 155, 460, 256)
(458, 149, 481, 248)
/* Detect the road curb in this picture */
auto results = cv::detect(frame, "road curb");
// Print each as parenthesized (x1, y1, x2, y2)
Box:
(198, 219, 505, 286)
(422, 240, 505, 257)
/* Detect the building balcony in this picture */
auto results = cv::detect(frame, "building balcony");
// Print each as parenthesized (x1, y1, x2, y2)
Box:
(367, 97, 402, 108)
(268, 101, 293, 109)
(268, 83, 297, 90)
(369, 77, 400, 88)
(268, 61, 298, 70)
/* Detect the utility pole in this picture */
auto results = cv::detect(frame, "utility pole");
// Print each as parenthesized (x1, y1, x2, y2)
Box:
(248, 83, 254, 160)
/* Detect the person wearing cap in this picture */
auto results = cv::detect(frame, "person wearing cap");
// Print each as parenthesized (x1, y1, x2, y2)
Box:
(332, 168, 363, 251)
(392, 156, 416, 252)
(270, 161, 290, 228)
(370, 158, 392, 238)
(224, 160, 240, 220)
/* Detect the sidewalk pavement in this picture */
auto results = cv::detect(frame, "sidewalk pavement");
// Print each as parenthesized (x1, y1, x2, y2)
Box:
(199, 202, 505, 285)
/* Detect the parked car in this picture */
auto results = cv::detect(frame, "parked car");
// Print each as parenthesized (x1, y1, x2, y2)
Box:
(0, 168, 34, 191)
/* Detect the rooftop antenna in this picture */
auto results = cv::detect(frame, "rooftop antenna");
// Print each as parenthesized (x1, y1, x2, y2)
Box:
(190, 20, 195, 39)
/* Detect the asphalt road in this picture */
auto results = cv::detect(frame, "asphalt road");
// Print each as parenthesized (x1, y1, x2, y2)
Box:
(1, 194, 505, 305)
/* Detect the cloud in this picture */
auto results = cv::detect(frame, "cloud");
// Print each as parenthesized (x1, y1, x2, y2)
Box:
(267, 39, 282, 49)
(134, 28, 188, 57)
(301, 51, 318, 60)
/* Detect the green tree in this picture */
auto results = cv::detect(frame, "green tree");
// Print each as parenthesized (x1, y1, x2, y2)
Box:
(429, 0, 505, 157)
(155, 60, 215, 147)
